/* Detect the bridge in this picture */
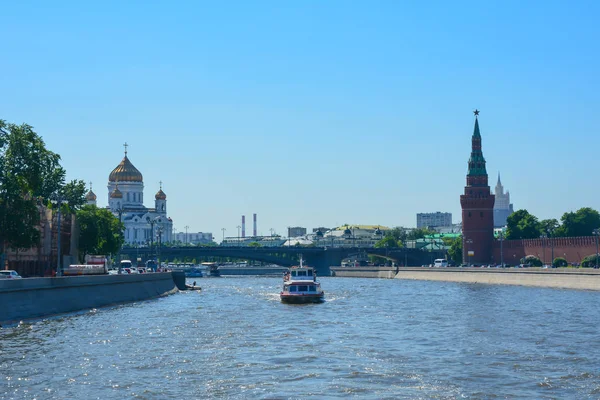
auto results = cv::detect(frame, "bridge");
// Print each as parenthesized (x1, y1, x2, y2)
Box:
(119, 246, 445, 275)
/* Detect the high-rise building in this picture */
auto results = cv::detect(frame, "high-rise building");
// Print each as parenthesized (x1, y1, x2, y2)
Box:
(416, 212, 452, 229)
(460, 111, 495, 264)
(288, 227, 307, 238)
(493, 173, 514, 227)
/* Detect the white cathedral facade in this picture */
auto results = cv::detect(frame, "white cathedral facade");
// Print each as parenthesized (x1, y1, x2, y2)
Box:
(85, 148, 173, 245)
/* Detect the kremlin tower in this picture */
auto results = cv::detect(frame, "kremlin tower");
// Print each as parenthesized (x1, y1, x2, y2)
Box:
(460, 110, 495, 264)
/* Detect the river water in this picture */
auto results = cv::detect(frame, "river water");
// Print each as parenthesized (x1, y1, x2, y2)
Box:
(1, 277, 600, 399)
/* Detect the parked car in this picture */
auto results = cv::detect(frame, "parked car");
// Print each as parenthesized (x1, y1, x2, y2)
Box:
(0, 270, 22, 279)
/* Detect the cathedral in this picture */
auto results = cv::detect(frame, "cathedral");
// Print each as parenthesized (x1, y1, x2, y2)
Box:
(84, 146, 173, 245)
(493, 173, 514, 227)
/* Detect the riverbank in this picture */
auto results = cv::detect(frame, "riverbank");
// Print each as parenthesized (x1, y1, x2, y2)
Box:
(0, 272, 178, 325)
(331, 266, 600, 291)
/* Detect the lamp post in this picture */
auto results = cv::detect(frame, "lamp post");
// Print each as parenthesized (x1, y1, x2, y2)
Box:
(185, 225, 189, 246)
(593, 229, 600, 269)
(547, 228, 555, 267)
(50, 195, 69, 276)
(156, 226, 163, 265)
(287, 226, 291, 247)
(221, 228, 226, 244)
(147, 217, 157, 259)
(498, 231, 504, 268)
(466, 239, 473, 267)
(540, 234, 547, 266)
(269, 228, 274, 237)
(237, 225, 241, 247)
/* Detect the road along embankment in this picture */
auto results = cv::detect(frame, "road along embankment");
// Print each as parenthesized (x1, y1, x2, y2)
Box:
(393, 267, 600, 291)
(0, 272, 178, 324)
(330, 266, 397, 279)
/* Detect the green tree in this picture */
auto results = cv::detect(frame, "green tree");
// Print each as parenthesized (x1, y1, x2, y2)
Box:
(375, 235, 401, 248)
(524, 255, 542, 267)
(539, 218, 559, 236)
(407, 227, 435, 241)
(385, 227, 408, 244)
(0, 120, 65, 257)
(248, 241, 262, 248)
(62, 179, 87, 211)
(76, 205, 124, 259)
(555, 207, 600, 237)
(447, 236, 463, 265)
(552, 257, 567, 268)
(582, 254, 600, 268)
(505, 209, 540, 239)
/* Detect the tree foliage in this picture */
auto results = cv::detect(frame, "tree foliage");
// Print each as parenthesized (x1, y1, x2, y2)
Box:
(582, 254, 600, 269)
(248, 241, 262, 248)
(375, 235, 401, 248)
(539, 218, 559, 236)
(524, 255, 542, 267)
(76, 205, 124, 259)
(552, 257, 567, 268)
(0, 120, 65, 253)
(447, 236, 463, 265)
(407, 227, 435, 241)
(62, 179, 87, 211)
(505, 209, 540, 240)
(555, 208, 600, 238)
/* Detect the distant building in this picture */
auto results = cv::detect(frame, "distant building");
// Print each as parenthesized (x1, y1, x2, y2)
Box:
(173, 232, 213, 245)
(493, 173, 514, 227)
(221, 236, 285, 247)
(416, 212, 452, 229)
(288, 227, 307, 238)
(312, 227, 330, 233)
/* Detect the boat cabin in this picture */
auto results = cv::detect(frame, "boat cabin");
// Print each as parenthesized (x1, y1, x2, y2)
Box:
(282, 282, 320, 294)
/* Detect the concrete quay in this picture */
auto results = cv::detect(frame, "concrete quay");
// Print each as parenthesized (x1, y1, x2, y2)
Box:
(331, 266, 600, 291)
(0, 272, 179, 325)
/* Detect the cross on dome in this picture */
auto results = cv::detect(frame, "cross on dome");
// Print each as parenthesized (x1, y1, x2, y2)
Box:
(123, 142, 128, 155)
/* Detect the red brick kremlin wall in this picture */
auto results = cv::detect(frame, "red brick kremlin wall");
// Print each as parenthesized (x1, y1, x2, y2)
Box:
(492, 236, 599, 265)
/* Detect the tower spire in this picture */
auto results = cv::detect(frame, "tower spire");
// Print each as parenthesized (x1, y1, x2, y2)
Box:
(467, 110, 487, 178)
(497, 172, 501, 186)
(123, 142, 128, 156)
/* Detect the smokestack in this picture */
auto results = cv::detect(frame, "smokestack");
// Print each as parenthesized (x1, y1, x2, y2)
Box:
(242, 215, 246, 238)
(253, 213, 257, 237)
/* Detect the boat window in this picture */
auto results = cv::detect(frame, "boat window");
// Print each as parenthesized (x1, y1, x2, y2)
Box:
(298, 271, 307, 276)
(309, 286, 316, 292)
(299, 285, 308, 292)
(291, 271, 297, 277)
(290, 286, 297, 292)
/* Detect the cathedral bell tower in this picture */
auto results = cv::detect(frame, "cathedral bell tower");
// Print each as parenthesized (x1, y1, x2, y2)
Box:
(155, 182, 167, 215)
(460, 110, 495, 264)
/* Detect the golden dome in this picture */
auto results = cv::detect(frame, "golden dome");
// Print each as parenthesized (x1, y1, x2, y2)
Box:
(110, 186, 123, 199)
(85, 190, 97, 201)
(109, 155, 143, 183)
(155, 189, 166, 200)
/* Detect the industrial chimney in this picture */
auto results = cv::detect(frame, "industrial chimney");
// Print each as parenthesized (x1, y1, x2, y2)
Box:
(242, 215, 246, 238)
(253, 213, 257, 237)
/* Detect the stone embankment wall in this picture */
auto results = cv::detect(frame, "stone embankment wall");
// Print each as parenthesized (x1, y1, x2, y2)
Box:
(217, 267, 288, 276)
(330, 266, 397, 279)
(0, 273, 178, 324)
(331, 266, 600, 291)
(395, 267, 600, 291)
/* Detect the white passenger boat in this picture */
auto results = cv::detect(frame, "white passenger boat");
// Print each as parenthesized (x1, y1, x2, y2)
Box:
(280, 258, 324, 304)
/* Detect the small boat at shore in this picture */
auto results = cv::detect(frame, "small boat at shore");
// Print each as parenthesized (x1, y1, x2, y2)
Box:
(280, 258, 324, 304)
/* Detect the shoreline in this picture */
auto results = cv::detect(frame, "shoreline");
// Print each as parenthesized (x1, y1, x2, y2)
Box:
(330, 266, 600, 291)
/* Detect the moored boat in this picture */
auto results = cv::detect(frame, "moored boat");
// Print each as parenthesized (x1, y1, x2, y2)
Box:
(280, 259, 324, 304)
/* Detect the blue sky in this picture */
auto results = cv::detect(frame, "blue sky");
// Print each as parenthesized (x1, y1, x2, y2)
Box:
(1, 1, 599, 239)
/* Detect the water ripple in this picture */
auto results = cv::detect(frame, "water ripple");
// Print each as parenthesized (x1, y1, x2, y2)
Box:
(2, 277, 600, 399)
